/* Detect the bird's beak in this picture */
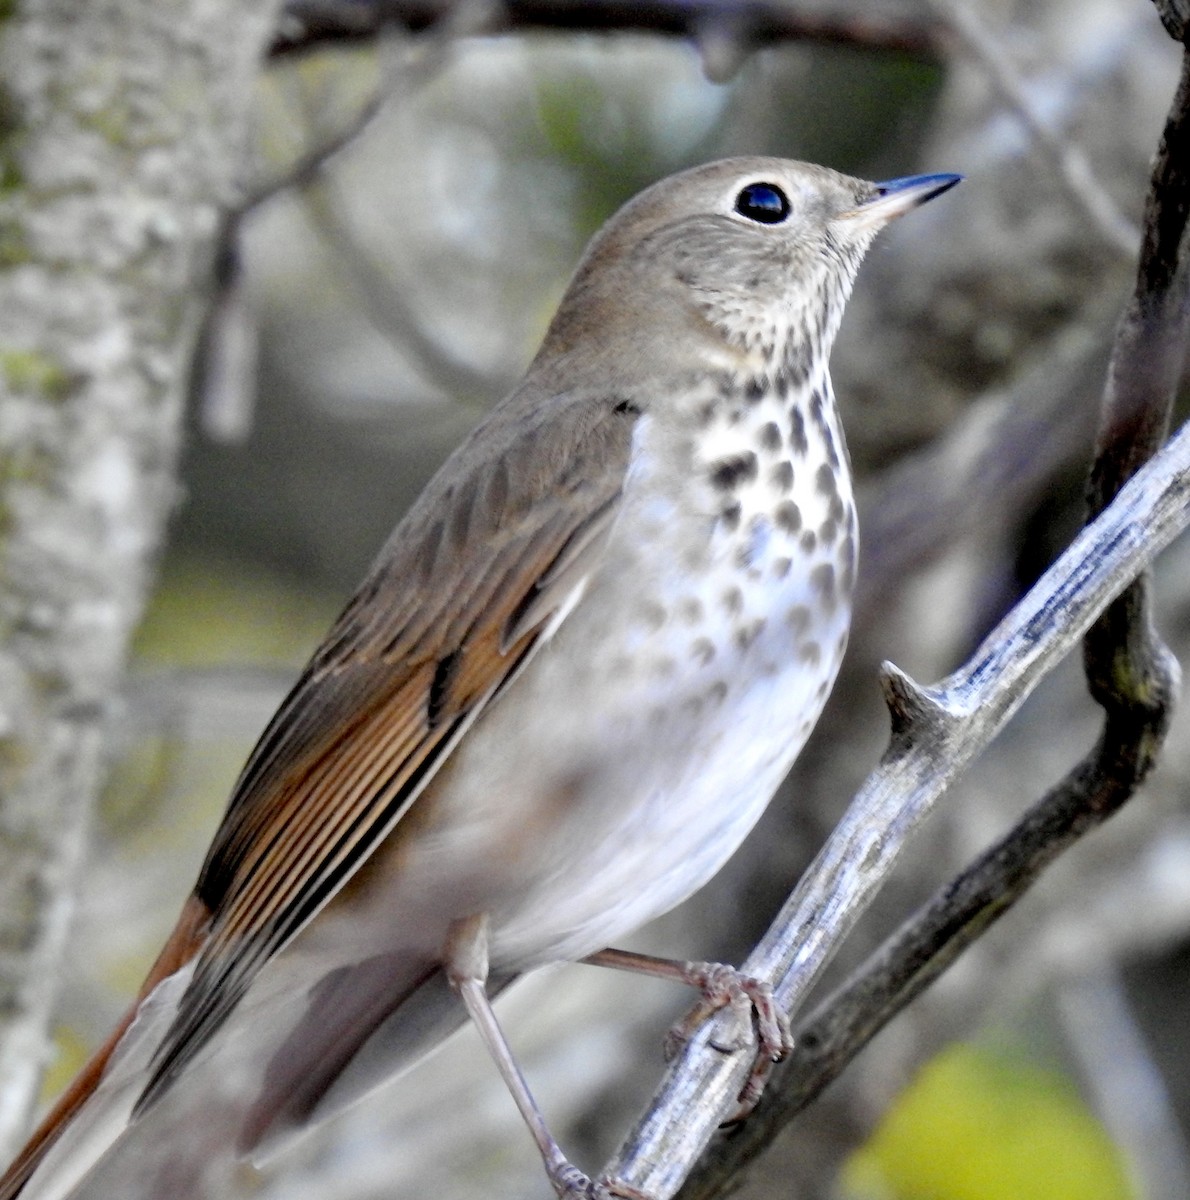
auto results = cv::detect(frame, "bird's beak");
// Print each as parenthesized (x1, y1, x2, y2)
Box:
(834, 173, 962, 233)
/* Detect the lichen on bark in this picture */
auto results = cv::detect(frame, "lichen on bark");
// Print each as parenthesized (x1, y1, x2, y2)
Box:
(0, 0, 283, 1158)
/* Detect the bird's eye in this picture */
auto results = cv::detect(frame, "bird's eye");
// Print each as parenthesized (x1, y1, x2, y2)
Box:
(734, 182, 791, 224)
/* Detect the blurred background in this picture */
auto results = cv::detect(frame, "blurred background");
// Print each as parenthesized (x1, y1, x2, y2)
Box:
(40, 2, 1190, 1197)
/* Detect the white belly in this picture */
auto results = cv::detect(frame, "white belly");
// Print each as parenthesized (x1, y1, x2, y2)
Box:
(431, 384, 857, 968)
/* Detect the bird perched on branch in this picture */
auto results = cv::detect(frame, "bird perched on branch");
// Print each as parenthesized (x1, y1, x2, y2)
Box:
(1, 157, 958, 1200)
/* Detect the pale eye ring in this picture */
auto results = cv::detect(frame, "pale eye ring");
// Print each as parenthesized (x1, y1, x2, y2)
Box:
(734, 182, 791, 224)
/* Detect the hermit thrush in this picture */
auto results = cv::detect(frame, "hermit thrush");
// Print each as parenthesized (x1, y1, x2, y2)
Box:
(1, 158, 958, 1200)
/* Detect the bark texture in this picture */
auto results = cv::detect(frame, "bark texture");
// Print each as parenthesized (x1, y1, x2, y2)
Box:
(0, 0, 282, 1158)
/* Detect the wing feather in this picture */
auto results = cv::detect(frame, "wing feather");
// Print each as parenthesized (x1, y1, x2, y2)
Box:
(137, 389, 640, 1109)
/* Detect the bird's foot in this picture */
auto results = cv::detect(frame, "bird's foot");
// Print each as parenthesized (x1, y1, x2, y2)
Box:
(664, 962, 791, 1060)
(663, 961, 792, 1119)
(551, 1162, 653, 1200)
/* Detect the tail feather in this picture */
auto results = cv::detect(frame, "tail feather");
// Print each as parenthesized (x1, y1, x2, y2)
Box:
(244, 959, 517, 1162)
(0, 899, 208, 1200)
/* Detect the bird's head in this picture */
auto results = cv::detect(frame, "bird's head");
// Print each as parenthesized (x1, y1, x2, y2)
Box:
(538, 157, 959, 389)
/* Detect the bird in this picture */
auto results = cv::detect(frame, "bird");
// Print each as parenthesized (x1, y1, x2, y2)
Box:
(0, 157, 959, 1200)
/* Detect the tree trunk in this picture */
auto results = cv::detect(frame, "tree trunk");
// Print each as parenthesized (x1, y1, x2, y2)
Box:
(0, 0, 281, 1158)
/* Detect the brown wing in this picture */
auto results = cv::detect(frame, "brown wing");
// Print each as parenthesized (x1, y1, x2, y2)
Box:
(139, 387, 641, 1109)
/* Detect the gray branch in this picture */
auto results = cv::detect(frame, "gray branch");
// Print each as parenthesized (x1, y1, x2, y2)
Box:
(602, 13, 1190, 1200)
(604, 411, 1190, 1200)
(272, 0, 943, 61)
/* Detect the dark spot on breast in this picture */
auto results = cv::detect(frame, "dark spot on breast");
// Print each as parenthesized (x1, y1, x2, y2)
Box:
(710, 451, 758, 491)
(811, 563, 837, 610)
(798, 641, 822, 667)
(639, 601, 667, 630)
(775, 372, 791, 399)
(679, 597, 704, 624)
(734, 617, 767, 651)
(839, 534, 857, 595)
(775, 500, 802, 534)
(784, 358, 810, 390)
(786, 605, 811, 635)
(720, 501, 742, 532)
(696, 399, 718, 428)
(721, 586, 744, 616)
(772, 556, 792, 580)
(744, 378, 766, 403)
(800, 530, 818, 553)
(707, 680, 729, 706)
(818, 517, 838, 546)
(758, 421, 782, 451)
(770, 461, 794, 491)
(823, 429, 840, 470)
(690, 637, 716, 665)
(790, 409, 809, 456)
(815, 463, 838, 497)
(830, 495, 847, 522)
(810, 392, 833, 443)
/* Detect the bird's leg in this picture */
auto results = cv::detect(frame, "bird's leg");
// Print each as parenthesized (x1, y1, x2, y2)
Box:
(445, 916, 651, 1200)
(581, 947, 791, 1118)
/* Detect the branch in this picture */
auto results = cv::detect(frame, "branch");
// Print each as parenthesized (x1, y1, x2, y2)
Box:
(604, 413, 1190, 1199)
(601, 13, 1190, 1200)
(926, 0, 1138, 257)
(856, 297, 1114, 614)
(272, 0, 944, 62)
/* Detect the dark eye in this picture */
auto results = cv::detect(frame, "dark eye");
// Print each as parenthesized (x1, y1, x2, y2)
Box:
(734, 182, 791, 224)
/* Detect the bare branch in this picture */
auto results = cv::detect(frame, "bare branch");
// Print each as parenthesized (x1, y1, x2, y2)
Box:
(603, 412, 1190, 1200)
(603, 20, 1190, 1200)
(272, 0, 944, 62)
(927, 0, 1139, 258)
(300, 176, 505, 402)
(1058, 973, 1190, 1200)
(248, 4, 498, 212)
(856, 299, 1113, 612)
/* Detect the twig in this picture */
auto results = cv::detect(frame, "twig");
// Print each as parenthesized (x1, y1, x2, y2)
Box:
(602, 15, 1190, 1200)
(927, 0, 1139, 258)
(301, 176, 504, 402)
(603, 414, 1190, 1200)
(1058, 972, 1190, 1200)
(272, 0, 944, 62)
(249, 2, 498, 213)
(856, 297, 1114, 615)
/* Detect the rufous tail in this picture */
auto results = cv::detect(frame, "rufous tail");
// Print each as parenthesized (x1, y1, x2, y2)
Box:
(0, 897, 210, 1200)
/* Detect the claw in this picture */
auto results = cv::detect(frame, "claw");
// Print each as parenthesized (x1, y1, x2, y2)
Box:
(582, 948, 790, 1121)
(666, 963, 791, 1059)
(664, 962, 791, 1117)
(550, 1163, 653, 1200)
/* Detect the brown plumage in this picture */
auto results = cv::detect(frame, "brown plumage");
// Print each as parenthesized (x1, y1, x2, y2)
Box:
(1, 158, 958, 1200)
